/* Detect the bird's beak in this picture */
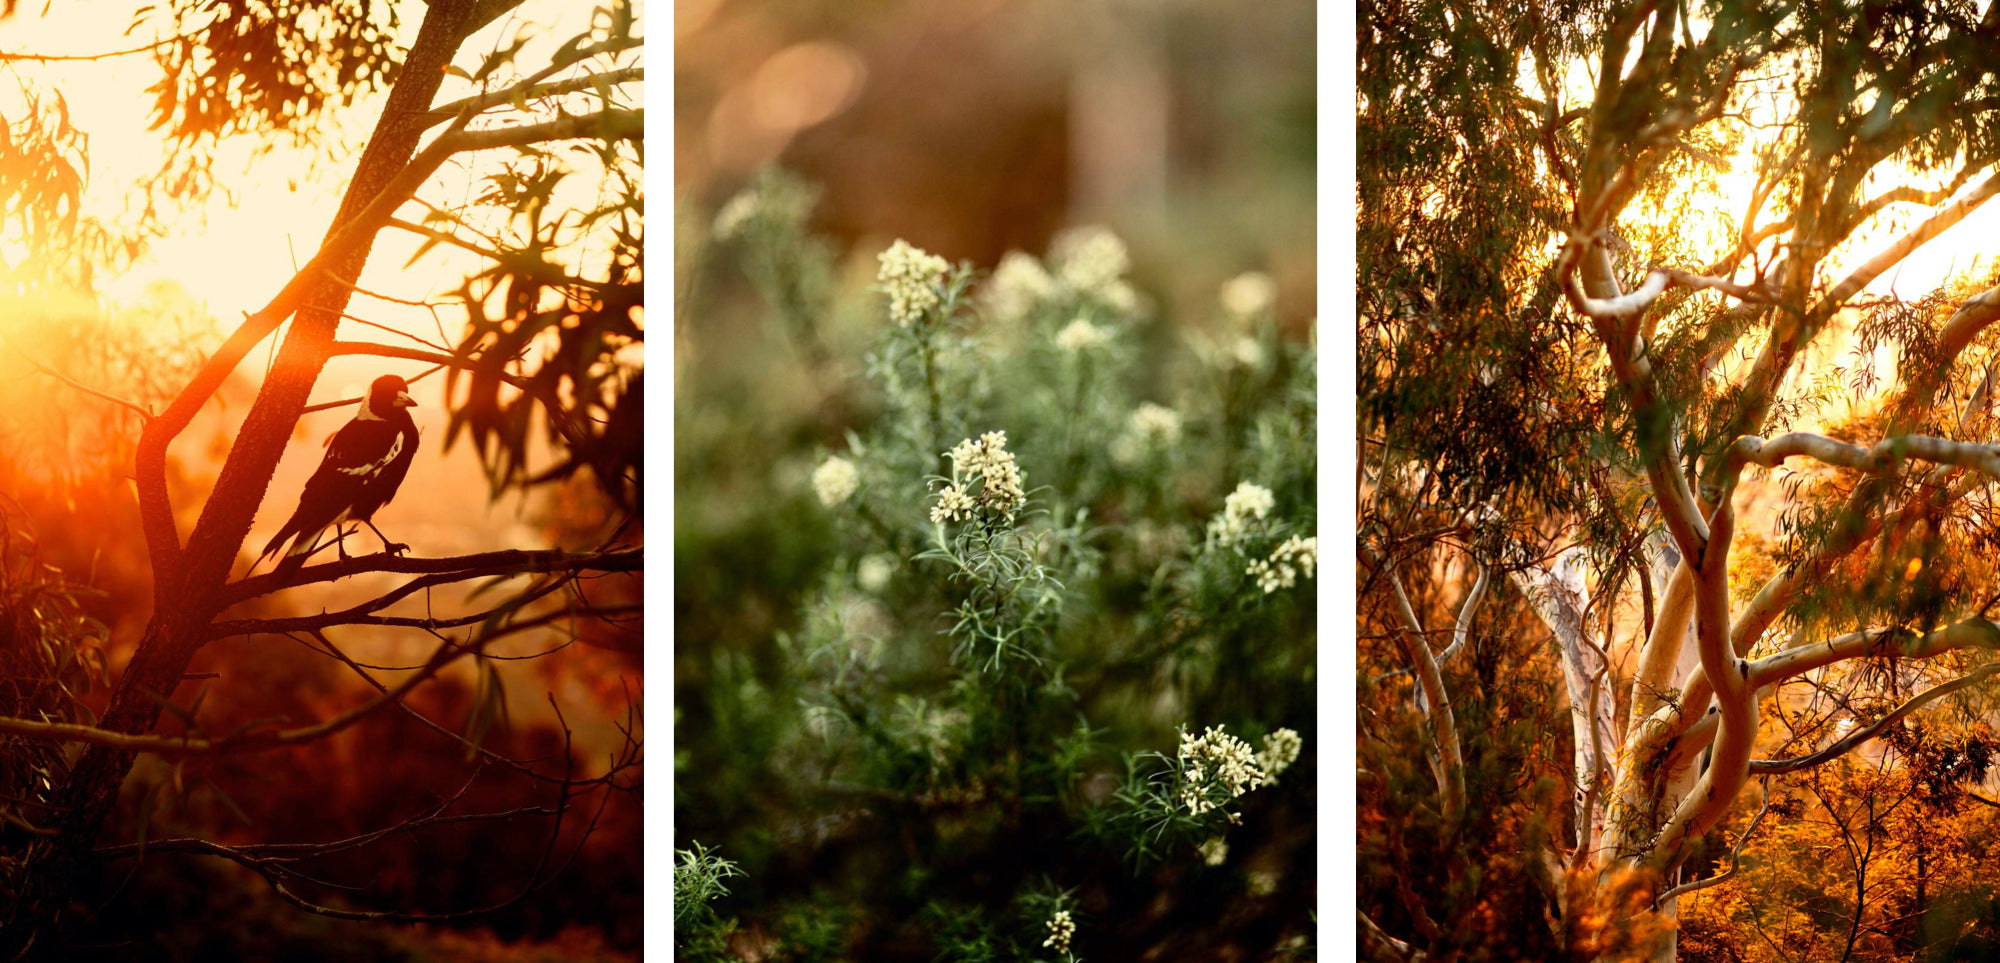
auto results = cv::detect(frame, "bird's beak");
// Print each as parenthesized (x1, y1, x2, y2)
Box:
(397, 391, 417, 408)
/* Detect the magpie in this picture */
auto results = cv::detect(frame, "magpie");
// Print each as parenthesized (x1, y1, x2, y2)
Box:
(257, 374, 421, 573)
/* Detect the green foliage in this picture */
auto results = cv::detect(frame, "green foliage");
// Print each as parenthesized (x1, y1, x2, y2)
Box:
(676, 171, 1316, 957)
(674, 840, 743, 961)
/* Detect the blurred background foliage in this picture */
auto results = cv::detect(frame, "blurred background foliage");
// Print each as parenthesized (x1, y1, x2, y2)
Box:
(674, 0, 1315, 959)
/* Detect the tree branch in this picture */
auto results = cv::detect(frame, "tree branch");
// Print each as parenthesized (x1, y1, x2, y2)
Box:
(1816, 171, 2000, 313)
(25, 358, 154, 421)
(1746, 619, 2000, 690)
(421, 67, 642, 129)
(1723, 431, 2000, 484)
(1569, 267, 1770, 320)
(1367, 545, 1467, 816)
(1750, 664, 2000, 774)
(1655, 777, 1770, 906)
(223, 546, 639, 607)
(0, 32, 189, 62)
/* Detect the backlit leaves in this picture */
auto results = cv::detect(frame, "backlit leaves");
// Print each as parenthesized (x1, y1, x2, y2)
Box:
(142, 0, 400, 145)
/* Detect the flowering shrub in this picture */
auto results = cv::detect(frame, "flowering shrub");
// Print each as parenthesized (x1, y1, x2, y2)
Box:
(676, 169, 1315, 960)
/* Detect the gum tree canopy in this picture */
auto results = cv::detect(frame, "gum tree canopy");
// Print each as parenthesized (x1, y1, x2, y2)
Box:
(1360, 2, 2000, 960)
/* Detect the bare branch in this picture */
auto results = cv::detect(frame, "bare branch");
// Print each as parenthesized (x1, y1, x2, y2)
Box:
(223, 547, 640, 607)
(1750, 664, 2000, 774)
(1935, 283, 2000, 368)
(1438, 562, 1487, 666)
(0, 633, 471, 754)
(421, 67, 643, 129)
(0, 32, 188, 62)
(386, 216, 507, 261)
(1361, 909, 1423, 961)
(25, 358, 153, 421)
(213, 565, 580, 639)
(1817, 171, 2000, 313)
(291, 628, 641, 789)
(441, 107, 642, 155)
(1570, 267, 1770, 320)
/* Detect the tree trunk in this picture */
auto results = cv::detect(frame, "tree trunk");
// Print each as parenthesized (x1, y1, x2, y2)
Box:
(0, 2, 481, 949)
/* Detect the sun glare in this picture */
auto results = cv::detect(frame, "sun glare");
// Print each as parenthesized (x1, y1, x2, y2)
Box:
(0, 0, 633, 373)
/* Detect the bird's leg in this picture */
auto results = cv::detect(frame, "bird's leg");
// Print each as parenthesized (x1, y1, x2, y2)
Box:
(364, 519, 410, 556)
(335, 526, 354, 562)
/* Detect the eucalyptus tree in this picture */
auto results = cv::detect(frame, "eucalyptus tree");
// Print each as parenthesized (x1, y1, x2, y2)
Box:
(0, 0, 641, 949)
(1360, 2, 2000, 959)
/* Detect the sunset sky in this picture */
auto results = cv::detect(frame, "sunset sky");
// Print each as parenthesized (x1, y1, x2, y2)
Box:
(1, 0, 637, 404)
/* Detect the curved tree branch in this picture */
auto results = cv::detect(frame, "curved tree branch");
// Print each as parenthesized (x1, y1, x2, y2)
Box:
(1751, 664, 2000, 774)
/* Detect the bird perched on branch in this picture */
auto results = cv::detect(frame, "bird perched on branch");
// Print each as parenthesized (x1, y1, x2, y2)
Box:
(257, 374, 421, 573)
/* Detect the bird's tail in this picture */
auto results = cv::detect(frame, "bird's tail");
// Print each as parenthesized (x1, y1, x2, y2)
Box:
(256, 513, 318, 575)
(257, 522, 299, 566)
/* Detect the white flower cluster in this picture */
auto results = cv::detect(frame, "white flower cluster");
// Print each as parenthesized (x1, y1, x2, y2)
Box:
(977, 226, 1143, 327)
(1054, 317, 1110, 352)
(932, 431, 1026, 524)
(877, 239, 950, 326)
(1129, 403, 1182, 445)
(1228, 336, 1266, 369)
(1198, 836, 1229, 866)
(1178, 724, 1266, 815)
(857, 553, 895, 593)
(930, 484, 977, 524)
(1111, 402, 1183, 465)
(1258, 727, 1302, 782)
(1049, 225, 1143, 315)
(1206, 481, 1274, 545)
(982, 250, 1057, 324)
(813, 456, 858, 507)
(1219, 271, 1277, 319)
(1248, 535, 1317, 593)
(1044, 910, 1075, 954)
(1051, 225, 1129, 294)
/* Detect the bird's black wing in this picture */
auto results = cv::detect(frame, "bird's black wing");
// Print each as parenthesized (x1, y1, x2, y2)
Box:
(351, 423, 419, 522)
(259, 418, 404, 560)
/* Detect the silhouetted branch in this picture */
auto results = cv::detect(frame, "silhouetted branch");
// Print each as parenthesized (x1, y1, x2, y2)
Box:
(223, 546, 641, 606)
(92, 705, 611, 923)
(0, 32, 190, 62)
(422, 66, 643, 129)
(0, 633, 472, 754)
(327, 339, 596, 450)
(24, 358, 154, 421)
(290, 628, 642, 790)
